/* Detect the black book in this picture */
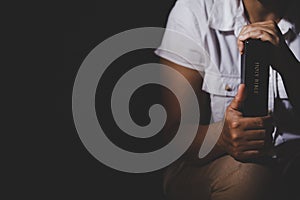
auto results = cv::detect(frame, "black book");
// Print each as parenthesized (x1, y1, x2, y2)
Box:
(241, 39, 270, 117)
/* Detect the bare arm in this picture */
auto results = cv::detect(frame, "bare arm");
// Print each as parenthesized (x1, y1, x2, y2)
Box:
(160, 58, 274, 164)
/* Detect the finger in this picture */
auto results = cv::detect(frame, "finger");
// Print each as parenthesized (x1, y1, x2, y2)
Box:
(239, 25, 248, 35)
(240, 23, 278, 35)
(258, 31, 279, 46)
(239, 26, 278, 40)
(223, 129, 269, 148)
(233, 150, 264, 161)
(237, 26, 249, 54)
(229, 84, 247, 111)
(243, 129, 266, 140)
(239, 30, 276, 45)
(239, 115, 273, 130)
(239, 140, 265, 151)
(249, 20, 278, 29)
(238, 30, 265, 40)
(237, 39, 244, 54)
(237, 25, 273, 54)
(250, 20, 276, 25)
(241, 150, 264, 159)
(237, 30, 275, 54)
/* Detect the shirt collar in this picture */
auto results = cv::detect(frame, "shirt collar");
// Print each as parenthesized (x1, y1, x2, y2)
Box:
(278, 19, 294, 36)
(207, 0, 247, 37)
(208, 0, 299, 37)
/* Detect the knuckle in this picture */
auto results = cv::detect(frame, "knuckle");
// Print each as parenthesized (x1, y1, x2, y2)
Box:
(231, 132, 239, 141)
(230, 121, 240, 129)
(245, 31, 251, 37)
(226, 108, 237, 118)
(268, 20, 276, 26)
(233, 151, 242, 160)
(232, 141, 240, 148)
(258, 30, 264, 35)
(256, 118, 264, 127)
(246, 25, 253, 30)
(242, 25, 249, 31)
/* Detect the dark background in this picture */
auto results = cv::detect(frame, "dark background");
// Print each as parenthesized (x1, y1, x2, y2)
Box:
(61, 0, 177, 199)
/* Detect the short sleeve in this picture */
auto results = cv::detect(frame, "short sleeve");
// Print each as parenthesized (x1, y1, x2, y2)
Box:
(155, 0, 207, 72)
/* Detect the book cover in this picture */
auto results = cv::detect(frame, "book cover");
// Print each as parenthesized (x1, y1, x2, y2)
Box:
(241, 39, 270, 117)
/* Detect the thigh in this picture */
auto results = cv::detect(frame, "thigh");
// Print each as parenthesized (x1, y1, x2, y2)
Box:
(164, 155, 276, 200)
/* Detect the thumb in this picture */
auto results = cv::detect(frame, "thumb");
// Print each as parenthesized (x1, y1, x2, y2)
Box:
(230, 84, 247, 111)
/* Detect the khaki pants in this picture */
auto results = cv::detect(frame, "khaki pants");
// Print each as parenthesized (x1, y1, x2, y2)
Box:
(163, 155, 276, 200)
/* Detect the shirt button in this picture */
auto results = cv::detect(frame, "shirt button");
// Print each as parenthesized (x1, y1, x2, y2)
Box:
(225, 84, 232, 91)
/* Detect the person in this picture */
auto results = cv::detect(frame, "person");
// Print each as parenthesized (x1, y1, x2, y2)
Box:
(155, 0, 300, 199)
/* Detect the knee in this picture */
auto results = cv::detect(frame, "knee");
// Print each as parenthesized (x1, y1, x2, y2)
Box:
(211, 158, 275, 200)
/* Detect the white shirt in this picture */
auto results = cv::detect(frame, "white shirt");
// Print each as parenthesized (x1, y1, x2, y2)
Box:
(155, 0, 300, 146)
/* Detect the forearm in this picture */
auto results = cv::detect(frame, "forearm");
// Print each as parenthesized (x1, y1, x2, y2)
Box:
(164, 121, 226, 165)
(186, 122, 227, 165)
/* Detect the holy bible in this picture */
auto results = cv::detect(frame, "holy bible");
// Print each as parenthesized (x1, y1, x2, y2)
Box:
(241, 39, 270, 117)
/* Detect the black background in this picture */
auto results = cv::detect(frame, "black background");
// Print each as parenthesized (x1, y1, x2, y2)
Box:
(60, 0, 177, 199)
